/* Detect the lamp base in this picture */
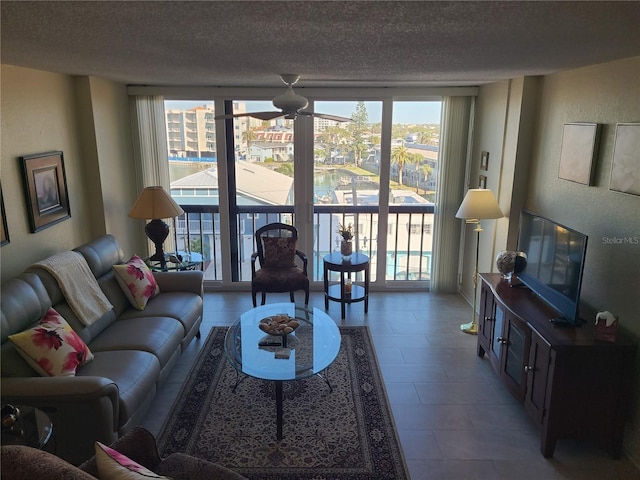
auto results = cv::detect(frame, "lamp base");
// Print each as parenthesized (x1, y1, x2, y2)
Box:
(145, 219, 170, 267)
(460, 321, 479, 335)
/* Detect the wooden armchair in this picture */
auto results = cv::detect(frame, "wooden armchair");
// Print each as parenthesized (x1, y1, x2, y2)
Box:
(251, 222, 309, 307)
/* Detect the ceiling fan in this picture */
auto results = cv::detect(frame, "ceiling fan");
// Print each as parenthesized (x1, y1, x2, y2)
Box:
(214, 74, 352, 122)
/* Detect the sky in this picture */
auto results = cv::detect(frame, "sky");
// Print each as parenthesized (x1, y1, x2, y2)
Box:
(165, 99, 442, 124)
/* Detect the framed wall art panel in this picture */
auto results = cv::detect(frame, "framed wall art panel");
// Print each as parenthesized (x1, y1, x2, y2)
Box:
(609, 123, 640, 196)
(20, 151, 71, 232)
(558, 123, 601, 185)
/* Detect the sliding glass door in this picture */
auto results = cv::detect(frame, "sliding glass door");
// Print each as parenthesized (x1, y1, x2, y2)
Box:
(161, 92, 445, 289)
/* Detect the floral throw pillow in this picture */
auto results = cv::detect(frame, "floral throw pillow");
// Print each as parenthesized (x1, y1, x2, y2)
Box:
(95, 442, 171, 480)
(8, 308, 94, 377)
(262, 236, 296, 268)
(113, 255, 160, 310)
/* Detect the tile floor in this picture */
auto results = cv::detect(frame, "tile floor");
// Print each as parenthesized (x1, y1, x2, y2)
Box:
(141, 291, 640, 480)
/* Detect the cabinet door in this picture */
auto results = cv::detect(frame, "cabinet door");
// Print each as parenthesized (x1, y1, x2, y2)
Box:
(477, 282, 495, 357)
(499, 313, 530, 401)
(489, 305, 505, 372)
(524, 330, 551, 425)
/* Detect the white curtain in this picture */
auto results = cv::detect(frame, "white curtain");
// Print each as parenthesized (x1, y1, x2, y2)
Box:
(130, 96, 176, 253)
(431, 96, 473, 292)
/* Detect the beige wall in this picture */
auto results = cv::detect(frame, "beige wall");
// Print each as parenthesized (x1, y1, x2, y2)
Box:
(86, 77, 142, 256)
(528, 56, 640, 461)
(0, 65, 141, 282)
(465, 56, 640, 462)
(1, 66, 94, 281)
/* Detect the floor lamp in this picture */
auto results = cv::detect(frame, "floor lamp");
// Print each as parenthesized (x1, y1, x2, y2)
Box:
(455, 188, 503, 335)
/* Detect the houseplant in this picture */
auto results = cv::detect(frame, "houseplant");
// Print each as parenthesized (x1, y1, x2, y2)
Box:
(337, 223, 354, 259)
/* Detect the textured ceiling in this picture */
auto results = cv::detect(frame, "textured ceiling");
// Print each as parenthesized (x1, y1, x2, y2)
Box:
(2, 1, 640, 88)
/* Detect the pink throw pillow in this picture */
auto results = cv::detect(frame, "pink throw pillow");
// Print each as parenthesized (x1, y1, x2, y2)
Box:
(8, 308, 94, 376)
(95, 441, 170, 479)
(113, 255, 160, 310)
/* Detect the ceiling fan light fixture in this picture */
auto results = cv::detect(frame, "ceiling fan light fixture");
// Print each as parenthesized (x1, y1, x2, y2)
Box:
(215, 74, 351, 122)
(272, 85, 309, 112)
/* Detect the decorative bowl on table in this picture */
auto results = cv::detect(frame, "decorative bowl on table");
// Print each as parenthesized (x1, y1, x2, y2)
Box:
(259, 314, 300, 336)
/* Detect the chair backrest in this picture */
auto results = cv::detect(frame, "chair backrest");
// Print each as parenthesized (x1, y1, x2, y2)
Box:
(255, 223, 298, 267)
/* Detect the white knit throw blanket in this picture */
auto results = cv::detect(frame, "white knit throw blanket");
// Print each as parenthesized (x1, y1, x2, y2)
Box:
(34, 251, 113, 326)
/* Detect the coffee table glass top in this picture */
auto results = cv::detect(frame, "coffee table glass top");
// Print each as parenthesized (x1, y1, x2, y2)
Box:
(224, 303, 341, 381)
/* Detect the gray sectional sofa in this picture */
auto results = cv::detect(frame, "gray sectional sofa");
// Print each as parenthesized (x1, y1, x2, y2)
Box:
(1, 235, 204, 465)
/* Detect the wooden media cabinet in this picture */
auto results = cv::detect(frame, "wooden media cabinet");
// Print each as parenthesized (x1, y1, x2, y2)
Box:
(477, 273, 636, 458)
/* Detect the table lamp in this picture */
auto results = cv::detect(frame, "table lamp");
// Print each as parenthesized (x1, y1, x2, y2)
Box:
(129, 186, 184, 267)
(455, 188, 503, 335)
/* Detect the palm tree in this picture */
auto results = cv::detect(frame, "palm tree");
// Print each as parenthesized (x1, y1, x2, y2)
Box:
(391, 145, 410, 186)
(418, 162, 434, 193)
(242, 128, 256, 161)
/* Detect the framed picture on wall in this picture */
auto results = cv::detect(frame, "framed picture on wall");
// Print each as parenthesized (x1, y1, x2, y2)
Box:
(558, 123, 601, 185)
(20, 151, 71, 233)
(609, 123, 640, 196)
(1, 185, 9, 246)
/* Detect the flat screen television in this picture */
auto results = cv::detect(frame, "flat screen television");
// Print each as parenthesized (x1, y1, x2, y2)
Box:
(516, 209, 588, 326)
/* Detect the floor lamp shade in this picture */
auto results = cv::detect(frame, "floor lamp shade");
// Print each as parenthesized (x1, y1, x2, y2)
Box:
(456, 189, 503, 221)
(456, 189, 503, 334)
(129, 186, 184, 265)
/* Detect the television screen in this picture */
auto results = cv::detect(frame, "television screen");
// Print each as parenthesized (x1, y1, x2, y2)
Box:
(516, 210, 588, 325)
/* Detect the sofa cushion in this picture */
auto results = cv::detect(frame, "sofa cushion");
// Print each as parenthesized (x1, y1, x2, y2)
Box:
(113, 256, 160, 310)
(95, 441, 170, 480)
(253, 266, 309, 292)
(119, 292, 202, 338)
(1, 273, 52, 344)
(74, 234, 124, 278)
(87, 317, 183, 370)
(1, 273, 53, 377)
(9, 308, 94, 377)
(78, 350, 160, 427)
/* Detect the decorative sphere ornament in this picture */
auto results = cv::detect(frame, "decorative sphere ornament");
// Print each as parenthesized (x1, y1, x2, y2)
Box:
(496, 250, 527, 282)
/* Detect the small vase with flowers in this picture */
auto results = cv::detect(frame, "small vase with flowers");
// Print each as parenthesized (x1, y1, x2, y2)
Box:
(337, 223, 354, 260)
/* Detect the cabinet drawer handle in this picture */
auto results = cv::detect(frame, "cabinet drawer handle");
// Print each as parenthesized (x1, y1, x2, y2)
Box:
(524, 365, 534, 373)
(485, 316, 495, 322)
(497, 337, 508, 345)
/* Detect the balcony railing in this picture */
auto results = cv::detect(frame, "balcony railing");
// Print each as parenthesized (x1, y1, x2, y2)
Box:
(172, 204, 433, 285)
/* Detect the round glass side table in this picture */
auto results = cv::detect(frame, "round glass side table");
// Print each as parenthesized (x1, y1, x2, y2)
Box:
(1, 405, 53, 449)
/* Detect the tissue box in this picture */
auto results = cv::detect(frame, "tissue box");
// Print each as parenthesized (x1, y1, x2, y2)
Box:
(595, 316, 618, 343)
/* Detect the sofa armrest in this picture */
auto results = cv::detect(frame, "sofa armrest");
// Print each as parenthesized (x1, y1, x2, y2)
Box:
(1, 376, 120, 465)
(153, 270, 203, 297)
(1, 445, 97, 480)
(2, 376, 118, 414)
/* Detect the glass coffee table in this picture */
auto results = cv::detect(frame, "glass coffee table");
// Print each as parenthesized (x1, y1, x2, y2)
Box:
(224, 303, 341, 440)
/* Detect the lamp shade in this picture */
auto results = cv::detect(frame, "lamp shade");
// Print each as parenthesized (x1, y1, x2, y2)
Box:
(128, 186, 184, 220)
(455, 188, 503, 220)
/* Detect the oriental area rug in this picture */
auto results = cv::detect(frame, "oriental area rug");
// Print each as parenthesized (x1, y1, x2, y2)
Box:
(157, 326, 409, 480)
